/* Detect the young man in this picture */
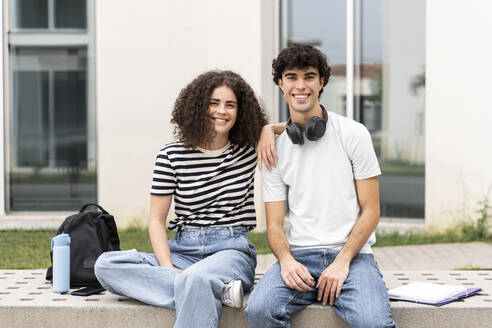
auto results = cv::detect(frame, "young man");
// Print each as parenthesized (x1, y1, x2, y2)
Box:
(245, 44, 397, 328)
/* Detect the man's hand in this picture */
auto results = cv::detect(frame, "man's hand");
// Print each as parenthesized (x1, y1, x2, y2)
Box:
(280, 258, 315, 292)
(257, 124, 279, 171)
(316, 259, 350, 305)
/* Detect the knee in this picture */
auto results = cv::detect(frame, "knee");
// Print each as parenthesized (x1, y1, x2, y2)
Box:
(244, 298, 263, 321)
(95, 251, 109, 266)
(94, 252, 112, 280)
(245, 289, 276, 324)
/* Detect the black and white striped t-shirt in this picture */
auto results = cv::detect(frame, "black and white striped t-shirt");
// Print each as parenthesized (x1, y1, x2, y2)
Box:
(151, 141, 257, 231)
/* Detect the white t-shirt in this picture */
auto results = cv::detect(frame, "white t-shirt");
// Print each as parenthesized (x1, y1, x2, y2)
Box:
(262, 111, 381, 253)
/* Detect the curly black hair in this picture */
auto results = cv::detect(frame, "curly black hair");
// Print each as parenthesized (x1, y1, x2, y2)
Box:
(171, 70, 267, 149)
(272, 44, 331, 97)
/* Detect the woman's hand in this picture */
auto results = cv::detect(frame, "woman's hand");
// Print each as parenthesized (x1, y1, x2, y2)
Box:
(164, 265, 182, 273)
(257, 124, 280, 171)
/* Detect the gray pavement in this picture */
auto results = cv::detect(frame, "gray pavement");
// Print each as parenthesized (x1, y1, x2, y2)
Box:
(256, 242, 492, 273)
(2, 242, 492, 328)
(1, 269, 492, 327)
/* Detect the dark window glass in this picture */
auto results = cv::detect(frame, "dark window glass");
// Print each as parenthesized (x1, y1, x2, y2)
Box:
(13, 71, 50, 166)
(54, 71, 87, 167)
(55, 0, 87, 29)
(15, 0, 48, 29)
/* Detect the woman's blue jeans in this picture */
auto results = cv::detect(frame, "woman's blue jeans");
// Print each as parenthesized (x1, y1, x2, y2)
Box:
(245, 248, 397, 328)
(94, 226, 257, 328)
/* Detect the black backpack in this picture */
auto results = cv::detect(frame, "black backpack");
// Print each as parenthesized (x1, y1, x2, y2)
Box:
(46, 203, 121, 287)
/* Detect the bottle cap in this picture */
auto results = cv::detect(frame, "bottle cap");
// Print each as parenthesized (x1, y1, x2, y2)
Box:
(51, 234, 71, 249)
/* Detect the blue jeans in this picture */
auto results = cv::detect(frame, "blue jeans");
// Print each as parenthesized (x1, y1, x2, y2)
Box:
(245, 248, 396, 328)
(94, 226, 257, 328)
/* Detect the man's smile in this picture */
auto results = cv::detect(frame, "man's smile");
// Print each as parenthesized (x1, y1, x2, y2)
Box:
(293, 93, 310, 101)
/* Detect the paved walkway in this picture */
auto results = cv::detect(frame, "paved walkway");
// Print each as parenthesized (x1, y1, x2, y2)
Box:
(257, 242, 492, 273)
(2, 242, 492, 328)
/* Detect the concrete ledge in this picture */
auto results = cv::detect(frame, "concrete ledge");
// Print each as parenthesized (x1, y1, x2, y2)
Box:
(0, 213, 68, 230)
(1, 270, 491, 327)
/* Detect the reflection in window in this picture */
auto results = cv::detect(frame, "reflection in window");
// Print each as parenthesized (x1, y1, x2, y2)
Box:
(356, 0, 425, 218)
(285, 0, 425, 218)
(10, 47, 95, 211)
(284, 0, 346, 121)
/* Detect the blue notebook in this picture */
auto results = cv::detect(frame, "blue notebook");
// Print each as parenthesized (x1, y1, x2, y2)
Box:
(388, 281, 482, 306)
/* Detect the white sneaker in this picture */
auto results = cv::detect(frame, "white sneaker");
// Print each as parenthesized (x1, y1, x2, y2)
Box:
(221, 280, 243, 308)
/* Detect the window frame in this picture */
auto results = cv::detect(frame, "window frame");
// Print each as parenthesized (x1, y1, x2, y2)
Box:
(2, 0, 96, 213)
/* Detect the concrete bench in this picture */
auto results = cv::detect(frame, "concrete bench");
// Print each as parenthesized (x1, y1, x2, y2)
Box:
(1, 270, 491, 328)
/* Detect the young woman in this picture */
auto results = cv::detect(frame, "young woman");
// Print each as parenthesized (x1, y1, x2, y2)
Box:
(95, 70, 267, 328)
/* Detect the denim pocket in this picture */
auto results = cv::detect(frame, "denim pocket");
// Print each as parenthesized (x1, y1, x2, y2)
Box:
(176, 230, 201, 246)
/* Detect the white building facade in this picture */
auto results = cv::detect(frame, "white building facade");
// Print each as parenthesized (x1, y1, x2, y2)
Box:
(1, 0, 491, 231)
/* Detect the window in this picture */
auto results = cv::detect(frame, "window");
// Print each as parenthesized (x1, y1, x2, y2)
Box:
(280, 0, 346, 122)
(14, 0, 86, 30)
(6, 0, 96, 211)
(355, 0, 425, 218)
(282, 0, 425, 218)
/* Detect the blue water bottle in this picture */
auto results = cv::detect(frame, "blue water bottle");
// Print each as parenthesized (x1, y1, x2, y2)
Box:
(51, 234, 71, 293)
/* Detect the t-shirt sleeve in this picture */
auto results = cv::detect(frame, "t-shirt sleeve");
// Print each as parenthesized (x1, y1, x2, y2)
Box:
(347, 124, 381, 180)
(150, 149, 176, 195)
(262, 163, 287, 202)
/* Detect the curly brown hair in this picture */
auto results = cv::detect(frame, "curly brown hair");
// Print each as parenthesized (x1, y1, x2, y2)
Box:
(272, 44, 331, 97)
(171, 70, 267, 148)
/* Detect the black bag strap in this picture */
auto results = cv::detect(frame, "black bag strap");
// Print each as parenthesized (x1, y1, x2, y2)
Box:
(79, 203, 108, 214)
(80, 203, 121, 251)
(103, 216, 121, 251)
(75, 204, 120, 250)
(63, 204, 111, 236)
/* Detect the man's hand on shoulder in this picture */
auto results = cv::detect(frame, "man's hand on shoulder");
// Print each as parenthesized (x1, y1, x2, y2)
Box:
(316, 257, 350, 306)
(279, 258, 314, 292)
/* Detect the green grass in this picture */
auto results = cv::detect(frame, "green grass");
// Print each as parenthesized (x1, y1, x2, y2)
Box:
(1, 225, 490, 269)
(247, 231, 270, 254)
(374, 229, 491, 247)
(118, 228, 271, 254)
(0, 229, 56, 269)
(0, 228, 272, 269)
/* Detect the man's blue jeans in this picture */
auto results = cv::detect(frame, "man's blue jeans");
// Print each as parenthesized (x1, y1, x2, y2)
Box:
(245, 248, 397, 328)
(94, 226, 257, 328)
